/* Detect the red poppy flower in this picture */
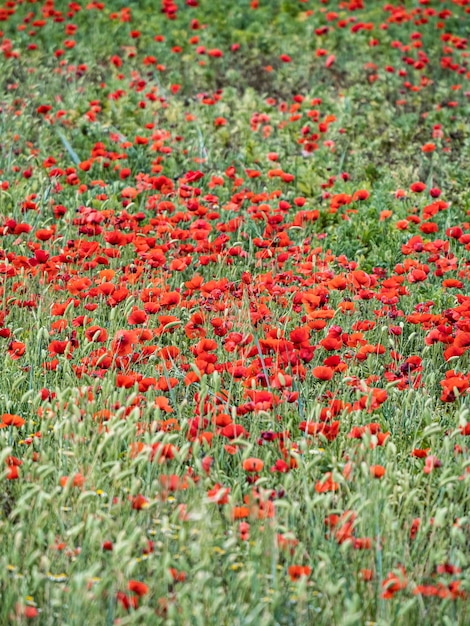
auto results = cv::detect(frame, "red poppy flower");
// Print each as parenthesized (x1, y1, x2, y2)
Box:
(411, 448, 430, 458)
(85, 325, 108, 342)
(410, 182, 426, 193)
(150, 442, 176, 463)
(232, 506, 250, 520)
(116, 592, 138, 611)
(242, 457, 264, 472)
(360, 569, 374, 581)
(8, 341, 26, 359)
(0, 414, 25, 428)
(424, 455, 442, 474)
(6, 466, 19, 480)
(221, 424, 247, 439)
(22, 606, 39, 619)
(381, 567, 407, 599)
(352, 189, 370, 201)
(128, 309, 148, 325)
(288, 565, 311, 581)
(111, 330, 139, 356)
(271, 459, 290, 473)
(239, 522, 250, 541)
(60, 473, 85, 488)
(169, 568, 186, 582)
(410, 518, 420, 540)
(207, 484, 230, 504)
(128, 580, 149, 597)
(370, 465, 385, 479)
(48, 340, 72, 356)
(312, 365, 334, 381)
(131, 494, 149, 510)
(354, 537, 372, 550)
(315, 472, 339, 493)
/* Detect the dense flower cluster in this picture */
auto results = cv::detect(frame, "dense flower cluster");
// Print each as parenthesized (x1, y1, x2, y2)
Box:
(0, 0, 469, 623)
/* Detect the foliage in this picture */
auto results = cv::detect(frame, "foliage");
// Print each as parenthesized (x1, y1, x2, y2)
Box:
(0, 0, 469, 624)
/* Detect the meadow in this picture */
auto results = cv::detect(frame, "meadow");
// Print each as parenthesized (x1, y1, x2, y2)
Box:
(0, 0, 469, 624)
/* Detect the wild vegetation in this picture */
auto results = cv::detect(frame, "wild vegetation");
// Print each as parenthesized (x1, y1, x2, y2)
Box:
(0, 0, 469, 624)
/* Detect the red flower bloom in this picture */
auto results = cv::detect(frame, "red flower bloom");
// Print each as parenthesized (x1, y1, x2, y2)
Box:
(8, 341, 26, 360)
(410, 182, 426, 193)
(221, 424, 247, 439)
(128, 580, 149, 597)
(411, 448, 430, 458)
(242, 457, 264, 472)
(315, 472, 339, 493)
(424, 455, 442, 474)
(288, 565, 311, 581)
(312, 365, 334, 381)
(111, 330, 139, 356)
(128, 309, 148, 325)
(370, 465, 386, 478)
(0, 414, 25, 428)
(381, 567, 407, 599)
(131, 494, 149, 510)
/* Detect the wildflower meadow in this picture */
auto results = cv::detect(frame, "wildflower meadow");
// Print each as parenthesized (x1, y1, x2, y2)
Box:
(0, 0, 469, 624)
